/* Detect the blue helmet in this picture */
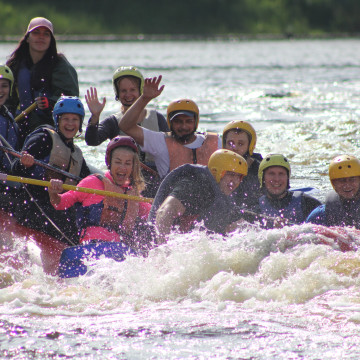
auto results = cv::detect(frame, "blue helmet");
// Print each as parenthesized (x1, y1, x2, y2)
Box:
(53, 96, 85, 132)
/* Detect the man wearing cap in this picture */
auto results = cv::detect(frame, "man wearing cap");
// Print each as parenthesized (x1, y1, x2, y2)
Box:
(306, 155, 360, 228)
(119, 76, 220, 179)
(6, 17, 79, 143)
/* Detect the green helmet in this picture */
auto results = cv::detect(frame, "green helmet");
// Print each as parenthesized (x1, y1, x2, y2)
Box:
(258, 154, 291, 188)
(0, 64, 14, 94)
(112, 66, 144, 99)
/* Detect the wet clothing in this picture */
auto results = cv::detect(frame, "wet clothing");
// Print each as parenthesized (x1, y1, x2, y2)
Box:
(230, 154, 262, 208)
(149, 164, 249, 234)
(85, 108, 168, 198)
(253, 190, 321, 229)
(8, 55, 79, 145)
(306, 191, 360, 228)
(0, 105, 21, 211)
(52, 171, 151, 248)
(141, 129, 221, 179)
(0, 105, 19, 172)
(11, 126, 90, 244)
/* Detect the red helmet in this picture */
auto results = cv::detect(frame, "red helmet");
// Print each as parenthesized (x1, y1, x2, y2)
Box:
(105, 136, 138, 168)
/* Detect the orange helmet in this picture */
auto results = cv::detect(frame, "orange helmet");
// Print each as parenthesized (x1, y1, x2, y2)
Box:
(166, 99, 199, 130)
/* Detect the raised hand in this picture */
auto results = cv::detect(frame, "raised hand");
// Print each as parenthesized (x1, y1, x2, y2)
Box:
(142, 76, 165, 101)
(85, 87, 106, 117)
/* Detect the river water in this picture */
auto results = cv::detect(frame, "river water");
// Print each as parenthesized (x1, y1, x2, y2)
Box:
(1, 39, 360, 359)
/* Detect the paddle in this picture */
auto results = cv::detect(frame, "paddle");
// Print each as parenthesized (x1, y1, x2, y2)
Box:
(140, 162, 158, 177)
(290, 187, 318, 193)
(0, 173, 154, 204)
(0, 141, 82, 182)
(14, 102, 37, 122)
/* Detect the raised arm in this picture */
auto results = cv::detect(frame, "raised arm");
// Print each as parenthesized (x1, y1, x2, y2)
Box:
(85, 87, 106, 126)
(119, 76, 164, 146)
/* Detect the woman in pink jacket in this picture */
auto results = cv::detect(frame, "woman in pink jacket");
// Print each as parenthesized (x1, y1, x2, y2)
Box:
(48, 135, 152, 252)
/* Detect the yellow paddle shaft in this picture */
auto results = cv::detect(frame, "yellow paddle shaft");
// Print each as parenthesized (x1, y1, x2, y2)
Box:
(2, 174, 153, 204)
(14, 102, 37, 122)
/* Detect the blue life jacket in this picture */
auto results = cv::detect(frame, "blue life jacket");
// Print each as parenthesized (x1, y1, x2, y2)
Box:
(0, 107, 19, 172)
(325, 191, 360, 228)
(259, 191, 304, 224)
(17, 63, 50, 121)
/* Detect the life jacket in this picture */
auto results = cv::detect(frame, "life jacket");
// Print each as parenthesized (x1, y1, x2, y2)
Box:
(22, 126, 84, 185)
(0, 106, 19, 171)
(259, 191, 304, 224)
(98, 174, 139, 234)
(165, 132, 219, 172)
(148, 163, 241, 234)
(17, 63, 50, 120)
(231, 158, 261, 207)
(325, 191, 360, 228)
(115, 108, 159, 165)
(17, 65, 33, 112)
(45, 129, 83, 185)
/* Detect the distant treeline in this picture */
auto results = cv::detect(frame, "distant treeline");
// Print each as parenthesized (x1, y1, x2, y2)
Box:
(1, 0, 360, 37)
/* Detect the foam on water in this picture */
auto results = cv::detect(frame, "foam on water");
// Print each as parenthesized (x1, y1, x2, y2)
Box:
(1, 224, 360, 319)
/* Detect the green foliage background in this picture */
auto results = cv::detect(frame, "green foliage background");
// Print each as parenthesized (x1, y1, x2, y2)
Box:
(1, 0, 359, 37)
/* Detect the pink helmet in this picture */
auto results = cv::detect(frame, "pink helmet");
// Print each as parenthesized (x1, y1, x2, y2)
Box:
(105, 136, 138, 168)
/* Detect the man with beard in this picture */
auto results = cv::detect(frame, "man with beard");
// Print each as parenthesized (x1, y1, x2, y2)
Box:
(254, 154, 321, 228)
(306, 155, 360, 228)
(119, 76, 220, 180)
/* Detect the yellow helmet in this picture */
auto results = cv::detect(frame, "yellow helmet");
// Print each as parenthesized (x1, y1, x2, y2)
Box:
(166, 99, 199, 130)
(258, 154, 291, 187)
(329, 155, 360, 181)
(0, 64, 14, 94)
(208, 149, 248, 183)
(222, 120, 257, 155)
(112, 66, 144, 98)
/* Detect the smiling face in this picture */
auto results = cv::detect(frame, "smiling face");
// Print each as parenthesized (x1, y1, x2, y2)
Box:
(332, 176, 360, 200)
(117, 77, 140, 108)
(219, 171, 244, 196)
(110, 147, 134, 186)
(0, 79, 10, 106)
(224, 130, 250, 157)
(26, 26, 51, 58)
(263, 166, 289, 198)
(58, 113, 81, 140)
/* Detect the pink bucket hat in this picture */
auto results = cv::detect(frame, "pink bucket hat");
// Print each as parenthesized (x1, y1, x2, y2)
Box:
(26, 17, 54, 34)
